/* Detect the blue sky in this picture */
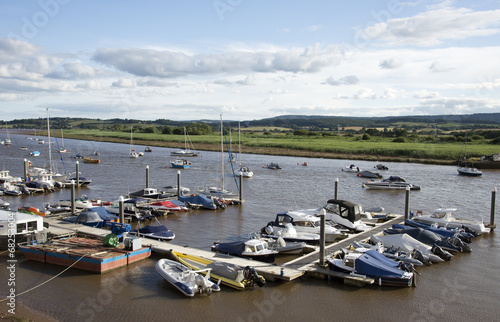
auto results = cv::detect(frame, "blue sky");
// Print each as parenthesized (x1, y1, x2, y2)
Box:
(1, 0, 500, 121)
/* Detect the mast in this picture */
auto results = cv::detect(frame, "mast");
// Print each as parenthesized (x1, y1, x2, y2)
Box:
(220, 114, 224, 190)
(46, 108, 52, 172)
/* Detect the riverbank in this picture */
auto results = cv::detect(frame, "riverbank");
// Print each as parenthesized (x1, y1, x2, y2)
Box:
(59, 131, 458, 166)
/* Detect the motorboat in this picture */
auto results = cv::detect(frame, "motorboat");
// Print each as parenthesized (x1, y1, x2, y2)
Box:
(386, 224, 471, 253)
(128, 187, 170, 199)
(343, 164, 360, 172)
(146, 200, 188, 212)
(163, 185, 190, 195)
(403, 219, 474, 243)
(211, 239, 278, 263)
(170, 159, 191, 169)
(411, 208, 490, 235)
(1, 182, 23, 196)
(370, 234, 449, 263)
(235, 166, 253, 178)
(129, 217, 175, 241)
(267, 211, 344, 242)
(375, 164, 388, 170)
(362, 176, 421, 190)
(357, 170, 382, 179)
(0, 209, 47, 249)
(155, 258, 220, 297)
(322, 199, 377, 231)
(266, 163, 282, 170)
(63, 174, 92, 187)
(255, 235, 310, 255)
(170, 250, 265, 290)
(0, 198, 10, 210)
(327, 249, 415, 287)
(58, 195, 93, 209)
(261, 223, 321, 244)
(178, 194, 217, 210)
(196, 186, 237, 199)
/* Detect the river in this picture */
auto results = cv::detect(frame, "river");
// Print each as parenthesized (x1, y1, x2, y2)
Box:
(1, 133, 499, 321)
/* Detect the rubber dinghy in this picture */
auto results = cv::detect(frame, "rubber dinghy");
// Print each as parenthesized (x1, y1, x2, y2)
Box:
(155, 258, 220, 297)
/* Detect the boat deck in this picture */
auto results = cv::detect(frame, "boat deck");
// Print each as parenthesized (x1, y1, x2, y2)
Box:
(42, 215, 404, 282)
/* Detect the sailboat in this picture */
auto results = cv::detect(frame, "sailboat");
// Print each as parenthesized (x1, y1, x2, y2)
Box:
(234, 121, 253, 178)
(130, 127, 139, 158)
(457, 132, 482, 177)
(58, 129, 67, 153)
(170, 127, 199, 157)
(197, 114, 238, 198)
(4, 123, 11, 146)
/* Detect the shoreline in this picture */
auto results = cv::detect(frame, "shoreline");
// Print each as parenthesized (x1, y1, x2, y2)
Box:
(60, 132, 458, 166)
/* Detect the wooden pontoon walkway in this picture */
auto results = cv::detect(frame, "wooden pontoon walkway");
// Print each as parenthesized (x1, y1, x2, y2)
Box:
(43, 214, 404, 282)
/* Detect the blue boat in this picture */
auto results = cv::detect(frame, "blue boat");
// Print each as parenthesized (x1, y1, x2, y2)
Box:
(129, 217, 175, 241)
(170, 159, 191, 169)
(327, 249, 415, 287)
(178, 194, 217, 210)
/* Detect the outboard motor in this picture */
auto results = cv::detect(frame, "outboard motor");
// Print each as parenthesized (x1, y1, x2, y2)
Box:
(243, 266, 266, 287)
(195, 274, 212, 295)
(431, 245, 453, 261)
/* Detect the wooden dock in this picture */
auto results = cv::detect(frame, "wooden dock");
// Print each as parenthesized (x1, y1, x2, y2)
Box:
(42, 214, 404, 282)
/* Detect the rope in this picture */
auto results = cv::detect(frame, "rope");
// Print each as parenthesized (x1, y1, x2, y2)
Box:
(0, 253, 87, 302)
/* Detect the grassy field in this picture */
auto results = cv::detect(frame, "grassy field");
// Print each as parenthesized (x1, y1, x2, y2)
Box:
(58, 129, 498, 165)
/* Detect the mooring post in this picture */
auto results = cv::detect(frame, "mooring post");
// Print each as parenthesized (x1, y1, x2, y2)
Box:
(23, 158, 28, 181)
(334, 178, 339, 199)
(177, 170, 181, 197)
(70, 180, 75, 215)
(319, 209, 326, 266)
(76, 161, 80, 188)
(146, 165, 149, 188)
(404, 186, 410, 219)
(491, 187, 497, 229)
(119, 196, 125, 224)
(239, 174, 243, 202)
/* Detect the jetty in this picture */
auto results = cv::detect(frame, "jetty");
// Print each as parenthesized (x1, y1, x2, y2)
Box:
(39, 214, 404, 282)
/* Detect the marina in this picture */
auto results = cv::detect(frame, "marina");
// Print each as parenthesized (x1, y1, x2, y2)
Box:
(0, 132, 499, 321)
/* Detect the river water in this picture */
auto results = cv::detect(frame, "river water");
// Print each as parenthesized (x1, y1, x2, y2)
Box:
(1, 133, 499, 321)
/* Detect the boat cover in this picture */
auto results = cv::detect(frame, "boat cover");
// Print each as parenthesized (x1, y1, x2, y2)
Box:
(138, 225, 174, 238)
(178, 194, 216, 210)
(355, 250, 406, 278)
(207, 261, 241, 280)
(213, 241, 245, 255)
(87, 206, 119, 221)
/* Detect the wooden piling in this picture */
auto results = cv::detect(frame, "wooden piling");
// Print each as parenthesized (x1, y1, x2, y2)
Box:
(176, 170, 181, 197)
(119, 196, 125, 224)
(71, 180, 76, 215)
(334, 178, 339, 199)
(490, 187, 496, 229)
(146, 165, 150, 188)
(76, 161, 80, 188)
(319, 209, 326, 267)
(239, 174, 243, 202)
(23, 158, 28, 181)
(404, 186, 410, 219)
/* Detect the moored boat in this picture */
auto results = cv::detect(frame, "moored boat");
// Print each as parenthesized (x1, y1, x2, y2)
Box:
(155, 258, 220, 297)
(362, 176, 420, 190)
(211, 239, 278, 263)
(412, 208, 490, 235)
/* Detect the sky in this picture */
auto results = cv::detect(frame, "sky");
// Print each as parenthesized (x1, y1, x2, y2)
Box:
(1, 0, 500, 121)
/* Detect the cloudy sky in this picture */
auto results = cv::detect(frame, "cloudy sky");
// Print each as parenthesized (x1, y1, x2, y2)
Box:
(1, 0, 500, 121)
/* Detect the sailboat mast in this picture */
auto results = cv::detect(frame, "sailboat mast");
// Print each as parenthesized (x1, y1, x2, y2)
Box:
(46, 108, 52, 172)
(220, 114, 224, 190)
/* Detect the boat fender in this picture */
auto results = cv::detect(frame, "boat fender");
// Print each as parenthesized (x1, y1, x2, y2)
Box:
(265, 225, 274, 235)
(416, 211, 422, 217)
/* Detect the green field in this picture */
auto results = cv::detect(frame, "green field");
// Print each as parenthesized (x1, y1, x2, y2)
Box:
(59, 129, 499, 164)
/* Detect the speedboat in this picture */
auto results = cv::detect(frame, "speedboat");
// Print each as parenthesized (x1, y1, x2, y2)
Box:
(256, 235, 309, 255)
(357, 170, 382, 179)
(362, 176, 421, 190)
(261, 223, 321, 244)
(170, 250, 265, 290)
(266, 163, 282, 170)
(211, 239, 278, 263)
(155, 258, 220, 297)
(128, 187, 170, 199)
(370, 234, 449, 263)
(412, 208, 490, 235)
(235, 166, 253, 178)
(343, 164, 360, 172)
(267, 211, 344, 242)
(327, 248, 415, 287)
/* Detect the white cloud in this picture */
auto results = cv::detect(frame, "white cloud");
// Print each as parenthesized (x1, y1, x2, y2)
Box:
(360, 6, 500, 47)
(325, 75, 359, 86)
(112, 78, 135, 88)
(379, 58, 403, 69)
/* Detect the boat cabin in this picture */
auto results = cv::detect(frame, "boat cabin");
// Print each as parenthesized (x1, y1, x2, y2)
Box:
(0, 210, 45, 249)
(430, 208, 457, 218)
(273, 212, 319, 228)
(324, 199, 362, 223)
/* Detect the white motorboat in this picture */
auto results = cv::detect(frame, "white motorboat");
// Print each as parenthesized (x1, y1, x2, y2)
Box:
(267, 211, 344, 242)
(261, 223, 321, 244)
(211, 238, 279, 263)
(155, 258, 220, 297)
(412, 208, 490, 235)
(0, 209, 47, 249)
(343, 164, 361, 172)
(362, 176, 421, 190)
(235, 166, 253, 178)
